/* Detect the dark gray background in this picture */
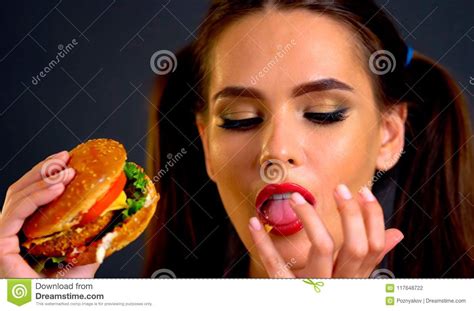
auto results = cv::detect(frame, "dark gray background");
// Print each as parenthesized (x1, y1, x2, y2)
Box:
(1, 0, 473, 277)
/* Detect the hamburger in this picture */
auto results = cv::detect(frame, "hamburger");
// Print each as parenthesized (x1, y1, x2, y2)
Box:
(21, 138, 159, 271)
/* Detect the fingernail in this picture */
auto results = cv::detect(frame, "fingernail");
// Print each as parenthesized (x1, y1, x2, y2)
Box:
(336, 184, 352, 200)
(359, 186, 376, 202)
(397, 233, 405, 243)
(290, 192, 306, 205)
(62, 168, 76, 182)
(65, 167, 76, 176)
(249, 217, 262, 231)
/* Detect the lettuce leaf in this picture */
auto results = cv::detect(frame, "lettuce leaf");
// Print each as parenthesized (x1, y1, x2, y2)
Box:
(122, 162, 149, 219)
(33, 256, 65, 273)
(123, 162, 147, 194)
(51, 256, 66, 263)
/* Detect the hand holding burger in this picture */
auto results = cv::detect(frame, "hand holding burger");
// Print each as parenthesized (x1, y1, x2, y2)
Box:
(0, 138, 159, 277)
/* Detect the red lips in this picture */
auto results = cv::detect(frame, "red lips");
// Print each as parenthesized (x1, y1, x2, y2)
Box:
(255, 183, 316, 236)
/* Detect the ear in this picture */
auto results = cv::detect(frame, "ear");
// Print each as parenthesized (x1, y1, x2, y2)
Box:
(196, 116, 216, 182)
(376, 103, 408, 171)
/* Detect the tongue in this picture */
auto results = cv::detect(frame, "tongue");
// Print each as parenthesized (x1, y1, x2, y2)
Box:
(260, 199, 299, 225)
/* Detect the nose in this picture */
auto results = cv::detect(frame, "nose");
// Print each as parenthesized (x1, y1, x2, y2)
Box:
(259, 112, 305, 168)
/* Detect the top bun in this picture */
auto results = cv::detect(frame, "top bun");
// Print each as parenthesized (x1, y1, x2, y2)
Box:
(23, 139, 127, 239)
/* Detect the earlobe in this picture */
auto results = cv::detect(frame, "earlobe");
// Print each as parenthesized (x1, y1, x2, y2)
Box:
(196, 117, 216, 182)
(375, 104, 408, 171)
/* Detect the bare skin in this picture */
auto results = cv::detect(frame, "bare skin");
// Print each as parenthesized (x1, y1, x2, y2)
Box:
(197, 9, 407, 277)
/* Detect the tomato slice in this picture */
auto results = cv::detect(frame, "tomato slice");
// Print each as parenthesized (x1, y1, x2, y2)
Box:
(79, 172, 127, 225)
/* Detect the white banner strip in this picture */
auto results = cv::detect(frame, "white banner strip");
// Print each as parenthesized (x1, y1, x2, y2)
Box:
(1, 279, 473, 310)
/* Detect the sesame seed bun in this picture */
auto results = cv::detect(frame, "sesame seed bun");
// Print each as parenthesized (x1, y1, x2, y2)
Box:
(23, 138, 127, 239)
(21, 139, 159, 266)
(69, 167, 158, 265)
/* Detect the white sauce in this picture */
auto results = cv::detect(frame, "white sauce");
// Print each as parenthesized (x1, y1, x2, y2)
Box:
(95, 232, 118, 263)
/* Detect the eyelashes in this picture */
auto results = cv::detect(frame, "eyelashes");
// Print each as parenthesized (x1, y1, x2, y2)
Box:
(218, 108, 349, 131)
(218, 117, 263, 130)
(304, 107, 349, 124)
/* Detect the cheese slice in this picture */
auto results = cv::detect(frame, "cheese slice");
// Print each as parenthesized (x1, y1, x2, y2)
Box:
(264, 224, 273, 233)
(99, 191, 128, 216)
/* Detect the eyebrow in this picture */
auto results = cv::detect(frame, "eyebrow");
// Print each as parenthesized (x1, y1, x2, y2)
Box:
(212, 78, 354, 102)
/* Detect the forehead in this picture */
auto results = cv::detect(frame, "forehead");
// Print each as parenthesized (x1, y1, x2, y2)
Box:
(209, 9, 369, 97)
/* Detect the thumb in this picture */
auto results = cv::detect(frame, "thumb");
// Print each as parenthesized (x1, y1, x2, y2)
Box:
(376, 228, 404, 264)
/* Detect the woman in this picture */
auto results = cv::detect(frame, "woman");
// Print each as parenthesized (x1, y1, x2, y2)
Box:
(1, 0, 473, 278)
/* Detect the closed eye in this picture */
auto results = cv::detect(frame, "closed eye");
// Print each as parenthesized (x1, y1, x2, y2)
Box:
(218, 107, 348, 131)
(218, 117, 263, 130)
(304, 108, 349, 125)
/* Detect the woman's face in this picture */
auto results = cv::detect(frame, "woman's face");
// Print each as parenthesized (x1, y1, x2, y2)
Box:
(197, 9, 404, 275)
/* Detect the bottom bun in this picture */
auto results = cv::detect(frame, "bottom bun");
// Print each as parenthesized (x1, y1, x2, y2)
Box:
(66, 164, 159, 265)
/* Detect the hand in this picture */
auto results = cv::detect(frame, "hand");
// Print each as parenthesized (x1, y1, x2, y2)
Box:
(0, 151, 100, 278)
(248, 184, 404, 278)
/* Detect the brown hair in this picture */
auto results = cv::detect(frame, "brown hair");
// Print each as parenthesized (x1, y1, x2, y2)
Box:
(144, 0, 474, 277)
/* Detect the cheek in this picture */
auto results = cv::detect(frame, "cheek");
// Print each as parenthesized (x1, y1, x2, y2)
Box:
(305, 121, 380, 247)
(309, 110, 380, 189)
(207, 130, 258, 242)
(208, 130, 259, 184)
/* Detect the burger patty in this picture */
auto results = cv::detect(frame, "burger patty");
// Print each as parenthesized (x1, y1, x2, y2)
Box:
(23, 211, 116, 257)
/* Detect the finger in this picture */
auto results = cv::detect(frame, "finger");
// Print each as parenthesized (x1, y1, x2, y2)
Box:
(7, 151, 69, 196)
(7, 168, 75, 207)
(374, 228, 404, 265)
(0, 254, 39, 278)
(248, 217, 294, 278)
(0, 235, 20, 256)
(332, 184, 369, 277)
(289, 192, 334, 278)
(357, 187, 387, 276)
(55, 263, 101, 278)
(0, 183, 65, 238)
